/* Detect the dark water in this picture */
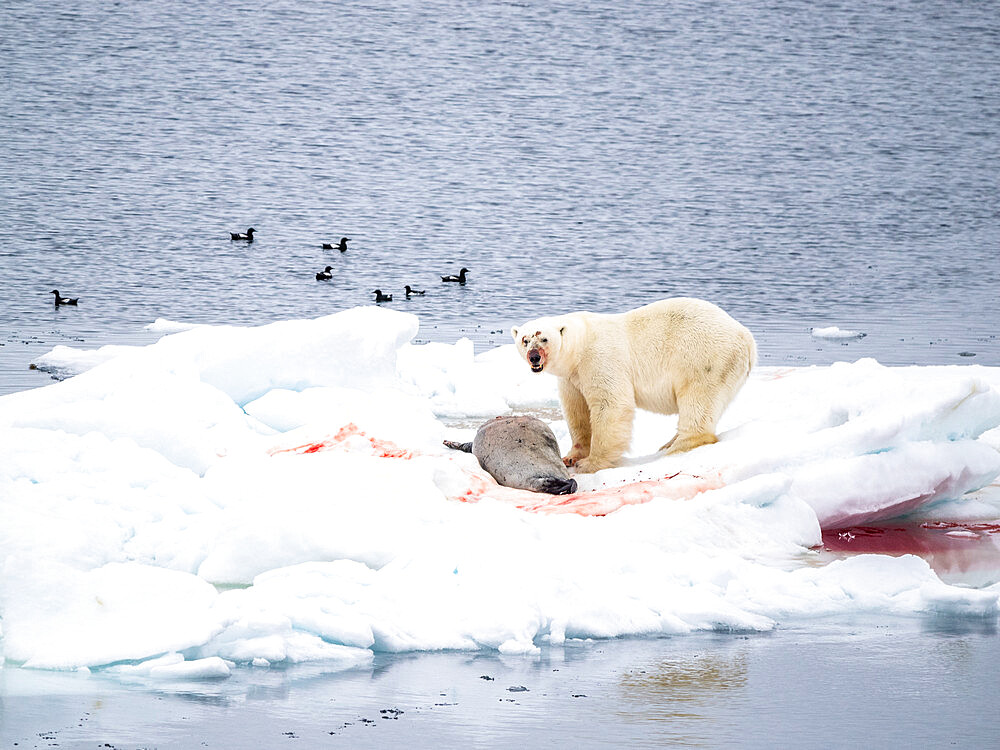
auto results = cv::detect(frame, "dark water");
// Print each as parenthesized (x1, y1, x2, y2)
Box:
(2, 0, 999, 395)
(2, 620, 999, 749)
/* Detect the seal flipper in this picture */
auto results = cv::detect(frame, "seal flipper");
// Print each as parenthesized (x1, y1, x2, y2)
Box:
(531, 475, 578, 495)
(443, 439, 473, 453)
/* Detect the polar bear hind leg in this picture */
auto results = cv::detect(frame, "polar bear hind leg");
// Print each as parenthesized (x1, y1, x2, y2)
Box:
(661, 350, 750, 454)
(662, 429, 718, 455)
(660, 390, 720, 453)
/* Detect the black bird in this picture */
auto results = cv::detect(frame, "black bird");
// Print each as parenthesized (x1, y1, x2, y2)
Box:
(230, 227, 255, 241)
(315, 266, 333, 281)
(373, 289, 393, 303)
(404, 285, 425, 298)
(322, 237, 349, 251)
(51, 289, 79, 306)
(441, 267, 469, 284)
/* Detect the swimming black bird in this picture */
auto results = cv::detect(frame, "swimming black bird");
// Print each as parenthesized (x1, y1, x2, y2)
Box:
(315, 266, 333, 281)
(230, 227, 255, 241)
(404, 285, 425, 298)
(51, 289, 79, 306)
(322, 237, 349, 251)
(373, 289, 393, 302)
(441, 267, 469, 284)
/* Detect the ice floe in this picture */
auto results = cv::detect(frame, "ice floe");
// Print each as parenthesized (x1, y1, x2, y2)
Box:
(2, 307, 999, 676)
(811, 326, 866, 339)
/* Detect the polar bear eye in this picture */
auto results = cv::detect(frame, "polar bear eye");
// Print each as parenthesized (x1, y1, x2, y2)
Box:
(521, 337, 528, 346)
(540, 338, 548, 344)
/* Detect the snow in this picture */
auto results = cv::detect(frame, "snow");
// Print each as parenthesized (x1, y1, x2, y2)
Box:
(2, 307, 999, 678)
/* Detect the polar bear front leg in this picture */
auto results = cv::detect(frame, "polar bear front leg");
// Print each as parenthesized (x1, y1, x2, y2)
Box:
(574, 391, 635, 473)
(558, 378, 591, 466)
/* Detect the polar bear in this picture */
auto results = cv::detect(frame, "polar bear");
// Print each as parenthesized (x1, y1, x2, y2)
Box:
(511, 298, 756, 473)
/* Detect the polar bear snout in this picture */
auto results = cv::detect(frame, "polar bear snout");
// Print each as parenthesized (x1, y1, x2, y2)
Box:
(528, 348, 544, 371)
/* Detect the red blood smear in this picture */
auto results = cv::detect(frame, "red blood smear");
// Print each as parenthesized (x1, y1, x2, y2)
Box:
(368, 438, 412, 459)
(453, 472, 724, 517)
(268, 423, 413, 459)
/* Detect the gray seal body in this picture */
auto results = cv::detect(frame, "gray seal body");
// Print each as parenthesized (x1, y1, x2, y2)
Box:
(444, 415, 578, 495)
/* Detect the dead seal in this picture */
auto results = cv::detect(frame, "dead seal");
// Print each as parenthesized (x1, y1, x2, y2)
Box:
(444, 415, 578, 495)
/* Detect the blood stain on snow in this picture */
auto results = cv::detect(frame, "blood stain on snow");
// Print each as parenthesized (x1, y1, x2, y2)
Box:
(268, 422, 414, 459)
(762, 367, 798, 381)
(453, 471, 724, 517)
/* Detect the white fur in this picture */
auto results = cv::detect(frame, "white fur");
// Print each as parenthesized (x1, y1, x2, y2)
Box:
(512, 298, 757, 472)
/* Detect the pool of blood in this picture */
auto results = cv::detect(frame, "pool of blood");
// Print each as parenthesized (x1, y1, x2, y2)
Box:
(822, 522, 1000, 586)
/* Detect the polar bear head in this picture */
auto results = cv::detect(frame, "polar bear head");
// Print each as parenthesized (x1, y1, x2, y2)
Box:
(511, 318, 567, 374)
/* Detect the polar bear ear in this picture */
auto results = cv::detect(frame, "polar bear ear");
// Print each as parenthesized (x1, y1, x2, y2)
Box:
(510, 326, 519, 340)
(559, 326, 566, 336)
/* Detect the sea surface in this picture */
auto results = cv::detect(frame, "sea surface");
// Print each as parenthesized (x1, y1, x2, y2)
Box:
(2, 1, 999, 747)
(3, 619, 999, 749)
(2, 0, 999, 396)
